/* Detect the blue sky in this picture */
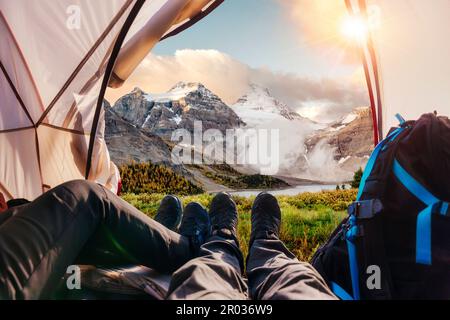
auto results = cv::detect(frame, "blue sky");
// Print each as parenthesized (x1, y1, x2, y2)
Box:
(107, 0, 367, 122)
(153, 0, 355, 79)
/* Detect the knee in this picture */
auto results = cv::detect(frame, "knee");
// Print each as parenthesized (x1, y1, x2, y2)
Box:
(52, 180, 105, 203)
(173, 259, 210, 278)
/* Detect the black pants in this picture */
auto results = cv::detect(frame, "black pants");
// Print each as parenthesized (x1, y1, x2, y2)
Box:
(167, 235, 337, 300)
(0, 180, 336, 300)
(0, 180, 192, 300)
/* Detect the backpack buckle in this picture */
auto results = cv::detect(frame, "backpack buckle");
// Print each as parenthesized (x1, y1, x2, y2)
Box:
(348, 199, 383, 220)
(342, 216, 364, 241)
(433, 201, 449, 217)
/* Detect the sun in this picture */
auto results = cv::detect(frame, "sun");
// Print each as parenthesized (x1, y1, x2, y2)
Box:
(341, 15, 369, 42)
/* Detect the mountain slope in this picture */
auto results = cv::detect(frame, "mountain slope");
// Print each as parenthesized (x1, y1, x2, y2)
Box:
(104, 101, 173, 166)
(234, 84, 304, 121)
(306, 107, 373, 159)
(302, 107, 373, 182)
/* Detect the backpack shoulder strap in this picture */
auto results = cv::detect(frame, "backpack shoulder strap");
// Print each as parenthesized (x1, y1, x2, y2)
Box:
(392, 158, 449, 265)
(338, 125, 407, 300)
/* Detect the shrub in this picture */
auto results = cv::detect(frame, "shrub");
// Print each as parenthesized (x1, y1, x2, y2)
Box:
(119, 162, 203, 195)
(351, 167, 363, 189)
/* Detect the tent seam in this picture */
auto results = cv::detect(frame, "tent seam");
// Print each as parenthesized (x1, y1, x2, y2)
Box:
(0, 126, 35, 134)
(0, 61, 35, 127)
(0, 12, 45, 115)
(36, 0, 134, 126)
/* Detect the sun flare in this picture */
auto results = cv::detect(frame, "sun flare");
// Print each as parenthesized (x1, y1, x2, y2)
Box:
(341, 15, 369, 42)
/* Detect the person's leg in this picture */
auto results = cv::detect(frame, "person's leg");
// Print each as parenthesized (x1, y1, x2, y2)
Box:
(246, 193, 337, 300)
(167, 194, 248, 300)
(0, 180, 192, 300)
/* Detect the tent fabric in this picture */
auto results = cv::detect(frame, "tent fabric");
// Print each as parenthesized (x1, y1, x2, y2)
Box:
(348, 0, 450, 139)
(0, 0, 141, 201)
(0, 0, 223, 201)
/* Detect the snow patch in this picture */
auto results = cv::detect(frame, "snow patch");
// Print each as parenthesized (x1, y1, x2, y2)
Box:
(171, 114, 182, 125)
(142, 82, 215, 104)
(142, 114, 152, 128)
(341, 113, 357, 124)
(338, 156, 351, 164)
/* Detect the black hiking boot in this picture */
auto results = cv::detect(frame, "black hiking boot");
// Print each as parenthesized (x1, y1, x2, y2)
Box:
(179, 202, 211, 254)
(249, 192, 281, 247)
(154, 195, 183, 231)
(209, 192, 244, 274)
(209, 192, 239, 241)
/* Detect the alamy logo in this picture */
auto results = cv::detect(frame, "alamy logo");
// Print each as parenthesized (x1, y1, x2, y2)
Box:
(66, 5, 81, 30)
(66, 265, 81, 290)
(171, 121, 281, 175)
(366, 265, 381, 290)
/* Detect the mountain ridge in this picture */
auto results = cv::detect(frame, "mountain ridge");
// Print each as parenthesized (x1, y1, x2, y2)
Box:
(112, 82, 244, 140)
(104, 83, 373, 184)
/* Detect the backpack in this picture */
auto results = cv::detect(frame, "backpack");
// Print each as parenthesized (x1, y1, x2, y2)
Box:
(312, 113, 450, 300)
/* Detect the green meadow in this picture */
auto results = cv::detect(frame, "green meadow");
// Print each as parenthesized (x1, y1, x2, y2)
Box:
(122, 189, 356, 261)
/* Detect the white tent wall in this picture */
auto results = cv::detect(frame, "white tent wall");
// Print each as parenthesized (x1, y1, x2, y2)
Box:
(1, 0, 133, 109)
(353, 0, 450, 138)
(0, 129, 41, 200)
(0, 13, 43, 126)
(0, 68, 33, 131)
(1, 0, 224, 201)
(0, 0, 142, 200)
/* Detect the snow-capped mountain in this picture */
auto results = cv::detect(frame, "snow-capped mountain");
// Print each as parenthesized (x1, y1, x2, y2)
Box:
(112, 82, 244, 139)
(231, 84, 323, 175)
(234, 84, 304, 121)
(106, 81, 373, 183)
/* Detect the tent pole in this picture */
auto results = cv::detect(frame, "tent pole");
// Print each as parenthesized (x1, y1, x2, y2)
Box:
(344, 0, 379, 146)
(85, 0, 146, 179)
(359, 0, 383, 141)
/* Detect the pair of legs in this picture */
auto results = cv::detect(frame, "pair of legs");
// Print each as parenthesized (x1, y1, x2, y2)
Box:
(166, 193, 337, 300)
(0, 180, 335, 300)
(0, 180, 197, 300)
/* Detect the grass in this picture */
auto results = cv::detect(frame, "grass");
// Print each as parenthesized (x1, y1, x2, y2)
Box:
(121, 189, 356, 261)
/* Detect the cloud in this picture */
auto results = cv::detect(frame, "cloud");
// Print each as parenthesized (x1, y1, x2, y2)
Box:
(248, 67, 368, 121)
(105, 49, 368, 122)
(106, 49, 249, 105)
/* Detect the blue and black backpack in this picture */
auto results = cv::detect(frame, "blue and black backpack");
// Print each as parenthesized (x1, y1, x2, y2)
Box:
(312, 113, 450, 300)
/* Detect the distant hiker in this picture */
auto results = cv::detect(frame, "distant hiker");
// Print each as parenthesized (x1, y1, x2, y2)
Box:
(166, 192, 337, 300)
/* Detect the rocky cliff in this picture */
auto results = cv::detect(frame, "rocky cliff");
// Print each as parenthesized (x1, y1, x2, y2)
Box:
(112, 82, 245, 140)
(305, 107, 374, 160)
(301, 107, 374, 181)
(104, 100, 173, 166)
